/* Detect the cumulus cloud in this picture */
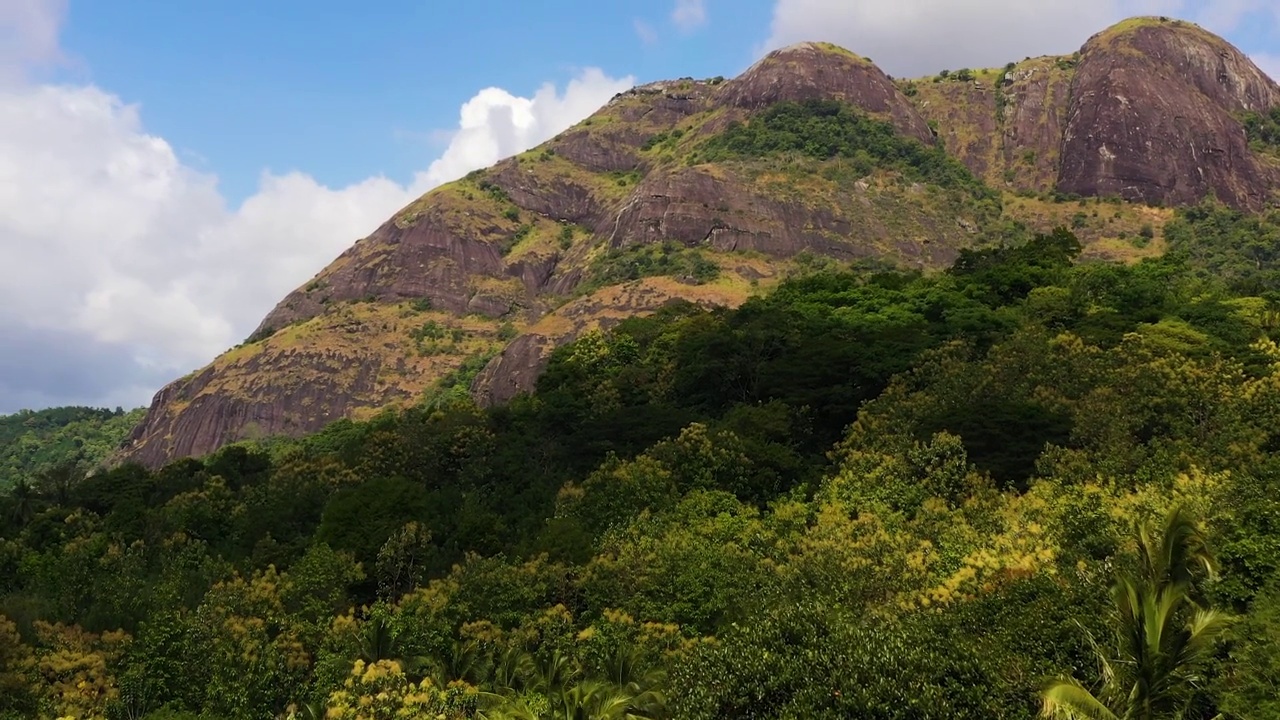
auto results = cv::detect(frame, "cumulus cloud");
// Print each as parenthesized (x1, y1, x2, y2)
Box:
(0, 11, 633, 413)
(672, 0, 708, 32)
(0, 322, 156, 413)
(759, 0, 1273, 78)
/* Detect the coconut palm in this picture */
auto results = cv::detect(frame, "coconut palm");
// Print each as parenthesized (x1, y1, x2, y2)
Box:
(7, 478, 36, 525)
(477, 646, 666, 720)
(1041, 506, 1232, 720)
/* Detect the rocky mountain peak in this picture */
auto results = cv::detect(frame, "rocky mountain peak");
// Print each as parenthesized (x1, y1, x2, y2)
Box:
(716, 42, 936, 145)
(1058, 16, 1280, 209)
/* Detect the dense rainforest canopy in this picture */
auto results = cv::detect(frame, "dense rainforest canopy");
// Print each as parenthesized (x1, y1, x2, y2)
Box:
(2, 203, 1280, 719)
(0, 407, 143, 492)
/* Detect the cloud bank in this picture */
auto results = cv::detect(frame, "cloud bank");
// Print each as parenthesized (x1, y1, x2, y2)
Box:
(0, 1, 633, 412)
(760, 0, 1278, 78)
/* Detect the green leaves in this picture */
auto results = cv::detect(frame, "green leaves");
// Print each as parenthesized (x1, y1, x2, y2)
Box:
(1041, 508, 1232, 720)
(670, 598, 1011, 719)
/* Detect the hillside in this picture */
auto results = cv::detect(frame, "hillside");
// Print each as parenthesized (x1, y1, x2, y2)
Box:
(119, 15, 1280, 468)
(0, 406, 144, 490)
(3, 228, 1280, 717)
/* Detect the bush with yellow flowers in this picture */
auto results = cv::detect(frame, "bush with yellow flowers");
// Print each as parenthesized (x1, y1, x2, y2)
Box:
(323, 658, 478, 720)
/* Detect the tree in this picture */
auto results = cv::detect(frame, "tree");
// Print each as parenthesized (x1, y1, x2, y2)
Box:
(0, 615, 38, 718)
(375, 522, 434, 600)
(1217, 579, 1280, 718)
(1041, 507, 1232, 719)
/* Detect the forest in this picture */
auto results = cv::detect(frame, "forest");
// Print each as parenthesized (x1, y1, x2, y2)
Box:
(0, 408, 144, 492)
(2, 203, 1280, 718)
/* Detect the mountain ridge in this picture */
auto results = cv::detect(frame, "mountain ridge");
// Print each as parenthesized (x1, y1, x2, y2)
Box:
(119, 15, 1280, 468)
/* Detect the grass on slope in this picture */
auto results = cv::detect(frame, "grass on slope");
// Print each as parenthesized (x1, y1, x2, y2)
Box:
(691, 99, 995, 203)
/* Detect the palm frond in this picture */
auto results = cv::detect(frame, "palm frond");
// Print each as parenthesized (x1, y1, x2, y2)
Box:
(1041, 679, 1120, 720)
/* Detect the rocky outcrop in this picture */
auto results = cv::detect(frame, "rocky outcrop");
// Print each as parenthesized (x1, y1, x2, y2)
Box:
(472, 272, 773, 405)
(1001, 58, 1077, 191)
(255, 208, 511, 336)
(1058, 18, 1280, 209)
(906, 18, 1280, 205)
(124, 348, 382, 468)
(605, 165, 974, 267)
(911, 57, 1076, 193)
(720, 43, 936, 145)
(123, 302, 510, 468)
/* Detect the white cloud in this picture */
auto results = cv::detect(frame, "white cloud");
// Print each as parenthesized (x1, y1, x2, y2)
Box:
(634, 18, 659, 45)
(0, 0, 65, 85)
(419, 68, 633, 188)
(758, 0, 1274, 78)
(672, 0, 707, 32)
(0, 13, 633, 412)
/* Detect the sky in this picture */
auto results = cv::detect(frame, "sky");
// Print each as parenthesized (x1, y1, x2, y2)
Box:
(0, 0, 1277, 414)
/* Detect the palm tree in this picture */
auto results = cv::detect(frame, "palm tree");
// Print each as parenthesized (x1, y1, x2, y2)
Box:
(356, 615, 431, 679)
(426, 637, 494, 688)
(7, 478, 36, 526)
(476, 646, 666, 720)
(1041, 506, 1232, 719)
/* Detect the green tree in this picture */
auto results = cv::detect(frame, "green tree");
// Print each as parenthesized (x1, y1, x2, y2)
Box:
(0, 615, 38, 719)
(1041, 507, 1232, 719)
(1217, 579, 1280, 719)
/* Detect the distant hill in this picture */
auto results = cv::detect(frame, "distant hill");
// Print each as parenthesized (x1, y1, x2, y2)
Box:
(0, 406, 144, 489)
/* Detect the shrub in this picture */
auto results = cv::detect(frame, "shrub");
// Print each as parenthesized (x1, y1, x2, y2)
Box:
(580, 242, 721, 294)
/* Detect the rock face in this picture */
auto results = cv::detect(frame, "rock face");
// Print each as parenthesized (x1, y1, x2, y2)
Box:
(719, 42, 937, 145)
(124, 303, 512, 469)
(120, 18, 1280, 468)
(910, 17, 1280, 207)
(910, 57, 1076, 192)
(473, 271, 779, 406)
(1058, 18, 1280, 209)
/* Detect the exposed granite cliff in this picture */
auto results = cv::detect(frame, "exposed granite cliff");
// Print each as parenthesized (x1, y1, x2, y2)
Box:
(908, 17, 1280, 207)
(718, 42, 937, 145)
(1057, 17, 1280, 209)
(908, 56, 1075, 192)
(120, 18, 1280, 468)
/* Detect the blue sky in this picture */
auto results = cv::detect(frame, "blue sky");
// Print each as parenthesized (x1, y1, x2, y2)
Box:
(54, 1, 776, 204)
(0, 0, 1277, 413)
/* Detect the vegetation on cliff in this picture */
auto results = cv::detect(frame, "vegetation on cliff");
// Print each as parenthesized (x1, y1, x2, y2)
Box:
(697, 99, 993, 203)
(1244, 106, 1280, 155)
(3, 215, 1280, 718)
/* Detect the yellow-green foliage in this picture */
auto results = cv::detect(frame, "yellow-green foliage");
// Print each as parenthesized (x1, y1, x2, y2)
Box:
(322, 659, 478, 720)
(1001, 194, 1172, 262)
(1098, 15, 1207, 42)
(9, 238, 1280, 717)
(32, 622, 130, 720)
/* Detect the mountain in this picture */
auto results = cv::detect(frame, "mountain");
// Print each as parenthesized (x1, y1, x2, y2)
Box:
(119, 16, 1280, 468)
